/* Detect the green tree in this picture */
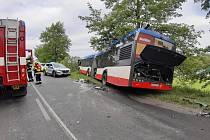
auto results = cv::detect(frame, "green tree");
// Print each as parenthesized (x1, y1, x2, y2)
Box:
(155, 23, 202, 57)
(194, 0, 210, 18)
(60, 55, 80, 72)
(35, 21, 71, 62)
(34, 45, 50, 63)
(79, 0, 202, 56)
(176, 54, 210, 86)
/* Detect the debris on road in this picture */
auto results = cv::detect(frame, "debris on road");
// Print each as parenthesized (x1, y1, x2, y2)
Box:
(107, 115, 111, 118)
(95, 86, 102, 90)
(183, 98, 209, 108)
(76, 121, 80, 124)
(197, 112, 210, 117)
(195, 101, 208, 108)
(75, 79, 89, 83)
(94, 86, 107, 91)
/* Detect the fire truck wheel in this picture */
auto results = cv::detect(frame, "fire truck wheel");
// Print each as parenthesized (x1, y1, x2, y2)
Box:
(102, 72, 107, 86)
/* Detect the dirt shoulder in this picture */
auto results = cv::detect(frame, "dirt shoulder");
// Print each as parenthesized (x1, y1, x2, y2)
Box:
(128, 95, 202, 115)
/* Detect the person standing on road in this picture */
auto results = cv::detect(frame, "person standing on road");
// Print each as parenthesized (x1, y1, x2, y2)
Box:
(33, 62, 42, 84)
(26, 57, 34, 82)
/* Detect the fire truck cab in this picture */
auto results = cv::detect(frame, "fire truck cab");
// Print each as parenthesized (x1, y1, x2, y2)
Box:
(0, 19, 27, 96)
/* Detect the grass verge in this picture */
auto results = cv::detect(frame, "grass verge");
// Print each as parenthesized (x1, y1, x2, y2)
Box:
(70, 71, 101, 86)
(148, 83, 210, 111)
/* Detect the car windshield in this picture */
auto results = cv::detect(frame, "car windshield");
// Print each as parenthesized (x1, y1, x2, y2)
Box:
(53, 63, 66, 68)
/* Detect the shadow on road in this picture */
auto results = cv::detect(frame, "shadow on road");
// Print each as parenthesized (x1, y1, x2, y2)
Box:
(0, 89, 26, 101)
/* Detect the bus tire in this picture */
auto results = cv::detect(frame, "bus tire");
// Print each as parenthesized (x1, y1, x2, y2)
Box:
(86, 69, 90, 76)
(102, 72, 107, 86)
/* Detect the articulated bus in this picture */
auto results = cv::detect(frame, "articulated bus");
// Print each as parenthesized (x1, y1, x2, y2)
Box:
(79, 28, 186, 90)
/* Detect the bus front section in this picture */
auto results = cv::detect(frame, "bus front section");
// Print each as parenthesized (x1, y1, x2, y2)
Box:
(131, 30, 186, 90)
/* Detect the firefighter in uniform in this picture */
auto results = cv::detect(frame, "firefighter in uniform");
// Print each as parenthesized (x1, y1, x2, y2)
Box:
(26, 57, 34, 82)
(33, 62, 42, 84)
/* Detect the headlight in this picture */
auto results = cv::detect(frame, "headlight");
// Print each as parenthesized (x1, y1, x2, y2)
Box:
(56, 70, 62, 73)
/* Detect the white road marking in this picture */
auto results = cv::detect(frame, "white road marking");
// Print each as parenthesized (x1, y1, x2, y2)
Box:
(36, 98, 51, 121)
(31, 83, 78, 140)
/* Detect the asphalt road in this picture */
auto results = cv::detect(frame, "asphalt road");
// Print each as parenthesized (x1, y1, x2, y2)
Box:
(0, 75, 210, 140)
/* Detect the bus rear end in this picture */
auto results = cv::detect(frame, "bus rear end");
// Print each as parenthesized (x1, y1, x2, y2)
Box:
(131, 30, 186, 90)
(0, 19, 27, 96)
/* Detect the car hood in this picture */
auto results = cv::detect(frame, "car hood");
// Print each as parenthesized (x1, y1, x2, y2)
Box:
(55, 68, 70, 71)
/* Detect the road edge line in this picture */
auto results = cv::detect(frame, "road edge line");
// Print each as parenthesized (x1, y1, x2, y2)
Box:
(31, 83, 78, 140)
(36, 98, 51, 121)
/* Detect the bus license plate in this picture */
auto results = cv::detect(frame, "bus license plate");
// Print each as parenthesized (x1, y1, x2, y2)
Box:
(12, 85, 20, 90)
(151, 83, 159, 87)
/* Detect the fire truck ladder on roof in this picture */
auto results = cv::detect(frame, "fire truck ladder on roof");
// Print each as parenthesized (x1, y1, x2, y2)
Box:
(5, 24, 20, 82)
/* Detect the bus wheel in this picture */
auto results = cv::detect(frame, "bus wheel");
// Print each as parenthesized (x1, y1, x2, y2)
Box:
(102, 72, 107, 86)
(86, 69, 90, 76)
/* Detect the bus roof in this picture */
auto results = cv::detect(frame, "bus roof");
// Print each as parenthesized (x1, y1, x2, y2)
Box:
(82, 54, 95, 59)
(111, 28, 175, 47)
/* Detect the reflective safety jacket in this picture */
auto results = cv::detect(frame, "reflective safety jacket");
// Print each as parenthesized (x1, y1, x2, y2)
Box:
(34, 63, 42, 74)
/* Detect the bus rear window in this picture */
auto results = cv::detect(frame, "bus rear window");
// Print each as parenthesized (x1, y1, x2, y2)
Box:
(154, 38, 174, 51)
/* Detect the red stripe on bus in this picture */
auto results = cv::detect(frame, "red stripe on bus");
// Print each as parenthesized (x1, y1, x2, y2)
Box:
(132, 81, 172, 91)
(96, 74, 129, 86)
(79, 70, 87, 74)
(95, 74, 102, 80)
(107, 76, 129, 86)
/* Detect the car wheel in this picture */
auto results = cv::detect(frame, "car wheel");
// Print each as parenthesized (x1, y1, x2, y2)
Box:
(53, 71, 56, 78)
(44, 70, 48, 76)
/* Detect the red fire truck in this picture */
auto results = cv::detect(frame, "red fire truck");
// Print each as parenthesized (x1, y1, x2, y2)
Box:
(0, 19, 27, 96)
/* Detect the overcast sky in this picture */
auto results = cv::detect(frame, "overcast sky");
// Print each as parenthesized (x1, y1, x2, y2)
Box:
(0, 0, 209, 57)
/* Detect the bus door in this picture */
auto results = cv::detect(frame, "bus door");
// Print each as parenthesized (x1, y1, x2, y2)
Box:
(91, 59, 97, 77)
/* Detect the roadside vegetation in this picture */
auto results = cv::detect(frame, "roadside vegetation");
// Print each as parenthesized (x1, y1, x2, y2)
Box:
(35, 21, 71, 63)
(151, 80, 210, 110)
